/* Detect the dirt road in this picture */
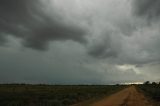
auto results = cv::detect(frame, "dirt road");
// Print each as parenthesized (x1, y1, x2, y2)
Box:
(73, 86, 152, 106)
(91, 86, 152, 106)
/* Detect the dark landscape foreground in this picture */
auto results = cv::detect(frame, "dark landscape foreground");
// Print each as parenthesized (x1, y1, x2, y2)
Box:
(0, 84, 159, 106)
(0, 84, 124, 106)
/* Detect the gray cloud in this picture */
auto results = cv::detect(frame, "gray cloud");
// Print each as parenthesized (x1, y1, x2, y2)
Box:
(0, 0, 160, 84)
(133, 0, 160, 21)
(88, 32, 118, 59)
(88, 44, 117, 58)
(87, 0, 160, 66)
(0, 0, 87, 50)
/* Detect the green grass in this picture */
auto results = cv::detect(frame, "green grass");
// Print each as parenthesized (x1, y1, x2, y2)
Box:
(0, 84, 125, 106)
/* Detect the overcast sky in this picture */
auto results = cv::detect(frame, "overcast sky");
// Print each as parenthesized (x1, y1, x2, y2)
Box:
(0, 0, 160, 84)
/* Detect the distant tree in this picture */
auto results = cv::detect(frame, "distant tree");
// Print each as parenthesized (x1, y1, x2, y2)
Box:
(143, 81, 150, 85)
(152, 82, 157, 85)
(116, 84, 120, 86)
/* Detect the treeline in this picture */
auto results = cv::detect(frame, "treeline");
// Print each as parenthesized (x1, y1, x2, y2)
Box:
(143, 81, 160, 85)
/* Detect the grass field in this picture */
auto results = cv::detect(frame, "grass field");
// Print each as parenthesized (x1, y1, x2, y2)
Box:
(0, 84, 125, 106)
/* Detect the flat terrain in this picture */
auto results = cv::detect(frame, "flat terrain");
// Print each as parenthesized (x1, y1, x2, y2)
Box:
(74, 86, 152, 106)
(1, 84, 158, 106)
(0, 84, 124, 106)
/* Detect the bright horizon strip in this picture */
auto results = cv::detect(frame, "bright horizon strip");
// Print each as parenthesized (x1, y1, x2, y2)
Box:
(121, 82, 143, 85)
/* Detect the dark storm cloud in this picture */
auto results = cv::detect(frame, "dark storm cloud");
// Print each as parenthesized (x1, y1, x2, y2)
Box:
(0, 0, 160, 84)
(0, 0, 86, 50)
(133, 0, 160, 20)
(88, 44, 117, 58)
(88, 37, 118, 58)
(128, 0, 160, 66)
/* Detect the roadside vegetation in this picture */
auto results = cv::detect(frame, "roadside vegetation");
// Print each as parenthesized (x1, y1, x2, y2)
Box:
(138, 81, 160, 105)
(0, 84, 125, 106)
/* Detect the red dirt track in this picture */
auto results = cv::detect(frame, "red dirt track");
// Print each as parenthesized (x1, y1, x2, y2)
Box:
(73, 86, 152, 106)
(91, 86, 152, 106)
